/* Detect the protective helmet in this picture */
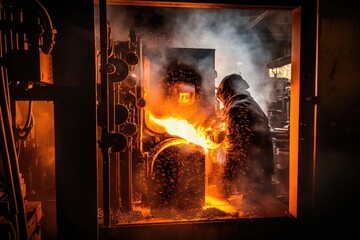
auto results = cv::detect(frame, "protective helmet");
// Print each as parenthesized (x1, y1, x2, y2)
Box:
(216, 73, 249, 104)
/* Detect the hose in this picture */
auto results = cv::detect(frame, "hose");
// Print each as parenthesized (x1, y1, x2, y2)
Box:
(14, 101, 34, 140)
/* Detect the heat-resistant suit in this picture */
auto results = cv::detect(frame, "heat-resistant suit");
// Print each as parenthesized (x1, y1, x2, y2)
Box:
(214, 73, 274, 197)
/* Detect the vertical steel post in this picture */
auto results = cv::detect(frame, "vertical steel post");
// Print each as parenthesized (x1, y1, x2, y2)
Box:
(99, 0, 111, 227)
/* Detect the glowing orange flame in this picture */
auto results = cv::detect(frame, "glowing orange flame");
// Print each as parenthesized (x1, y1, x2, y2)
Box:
(149, 114, 220, 150)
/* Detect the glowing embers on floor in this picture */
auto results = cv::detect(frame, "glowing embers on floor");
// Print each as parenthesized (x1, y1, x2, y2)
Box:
(98, 183, 289, 225)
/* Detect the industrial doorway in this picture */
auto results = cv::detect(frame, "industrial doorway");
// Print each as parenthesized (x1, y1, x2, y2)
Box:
(94, 1, 304, 229)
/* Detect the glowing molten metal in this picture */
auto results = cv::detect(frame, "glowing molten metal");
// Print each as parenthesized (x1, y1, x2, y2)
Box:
(149, 114, 219, 150)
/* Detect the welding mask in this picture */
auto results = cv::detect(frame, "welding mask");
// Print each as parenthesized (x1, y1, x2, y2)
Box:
(216, 73, 249, 105)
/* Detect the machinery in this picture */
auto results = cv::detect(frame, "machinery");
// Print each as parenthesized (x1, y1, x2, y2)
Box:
(96, 22, 222, 224)
(267, 56, 291, 202)
(96, 16, 291, 226)
(0, 0, 291, 238)
(0, 0, 56, 239)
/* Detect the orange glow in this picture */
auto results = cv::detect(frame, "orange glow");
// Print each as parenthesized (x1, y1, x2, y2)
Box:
(178, 92, 194, 105)
(149, 114, 220, 150)
(204, 196, 237, 214)
(289, 7, 300, 217)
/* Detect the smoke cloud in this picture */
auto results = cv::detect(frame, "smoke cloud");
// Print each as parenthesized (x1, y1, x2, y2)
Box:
(102, 5, 285, 113)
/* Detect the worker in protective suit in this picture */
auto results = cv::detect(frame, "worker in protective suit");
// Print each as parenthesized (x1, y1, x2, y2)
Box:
(207, 73, 274, 199)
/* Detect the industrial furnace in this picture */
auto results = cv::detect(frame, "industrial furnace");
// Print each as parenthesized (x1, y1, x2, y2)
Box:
(95, 3, 291, 226)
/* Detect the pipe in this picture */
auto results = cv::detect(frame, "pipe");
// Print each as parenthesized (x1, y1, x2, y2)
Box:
(1, 67, 28, 239)
(0, 102, 20, 240)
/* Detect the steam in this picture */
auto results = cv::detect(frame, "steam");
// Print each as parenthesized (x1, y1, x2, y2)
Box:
(169, 8, 273, 111)
(106, 5, 280, 113)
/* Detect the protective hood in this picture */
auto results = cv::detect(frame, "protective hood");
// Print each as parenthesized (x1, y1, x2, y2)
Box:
(216, 73, 250, 105)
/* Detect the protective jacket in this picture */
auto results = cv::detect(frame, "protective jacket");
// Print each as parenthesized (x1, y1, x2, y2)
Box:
(216, 73, 274, 196)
